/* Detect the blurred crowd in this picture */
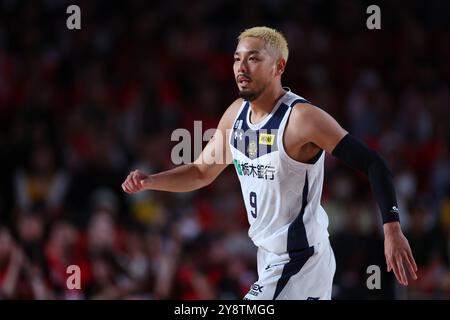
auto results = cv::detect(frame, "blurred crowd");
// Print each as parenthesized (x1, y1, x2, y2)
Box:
(0, 0, 449, 299)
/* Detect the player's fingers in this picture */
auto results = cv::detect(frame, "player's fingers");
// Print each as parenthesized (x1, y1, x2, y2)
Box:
(404, 251, 418, 280)
(123, 175, 132, 190)
(122, 182, 131, 193)
(395, 254, 408, 285)
(127, 172, 136, 188)
(125, 176, 138, 192)
(385, 255, 391, 272)
(129, 173, 140, 191)
(122, 175, 132, 191)
(131, 170, 141, 189)
(408, 249, 418, 273)
(389, 256, 401, 284)
(124, 180, 133, 193)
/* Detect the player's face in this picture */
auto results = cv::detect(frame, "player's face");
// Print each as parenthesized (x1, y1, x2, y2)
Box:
(233, 37, 277, 101)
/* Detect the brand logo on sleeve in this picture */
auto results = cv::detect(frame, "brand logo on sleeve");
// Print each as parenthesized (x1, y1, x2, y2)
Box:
(390, 206, 399, 214)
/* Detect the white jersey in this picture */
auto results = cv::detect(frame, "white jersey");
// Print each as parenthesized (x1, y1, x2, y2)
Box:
(229, 90, 329, 255)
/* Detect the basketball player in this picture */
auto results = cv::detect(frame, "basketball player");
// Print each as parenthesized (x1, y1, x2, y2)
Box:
(122, 26, 417, 300)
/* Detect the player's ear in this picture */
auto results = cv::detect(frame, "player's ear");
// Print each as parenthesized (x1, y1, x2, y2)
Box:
(276, 58, 286, 76)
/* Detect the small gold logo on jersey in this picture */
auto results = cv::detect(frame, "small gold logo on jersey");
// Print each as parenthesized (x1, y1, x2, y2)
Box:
(248, 141, 258, 158)
(259, 133, 275, 145)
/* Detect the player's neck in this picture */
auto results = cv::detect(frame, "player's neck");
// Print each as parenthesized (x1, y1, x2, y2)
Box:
(249, 85, 286, 120)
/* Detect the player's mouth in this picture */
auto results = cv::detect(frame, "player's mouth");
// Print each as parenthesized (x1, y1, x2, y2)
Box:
(237, 75, 252, 87)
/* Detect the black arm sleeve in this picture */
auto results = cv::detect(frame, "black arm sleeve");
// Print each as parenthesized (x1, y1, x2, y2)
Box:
(331, 134, 400, 224)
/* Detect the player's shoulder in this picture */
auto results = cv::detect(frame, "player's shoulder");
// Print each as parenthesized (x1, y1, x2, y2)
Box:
(224, 98, 245, 119)
(228, 97, 245, 113)
(289, 101, 319, 124)
(286, 101, 332, 141)
(218, 98, 245, 130)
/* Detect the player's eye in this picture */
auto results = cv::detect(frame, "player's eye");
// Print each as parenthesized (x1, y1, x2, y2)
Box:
(234, 57, 240, 62)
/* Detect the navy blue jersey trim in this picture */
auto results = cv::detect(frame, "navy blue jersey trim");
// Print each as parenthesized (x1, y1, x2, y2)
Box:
(263, 103, 289, 131)
(237, 102, 250, 132)
(273, 171, 313, 299)
(289, 98, 310, 108)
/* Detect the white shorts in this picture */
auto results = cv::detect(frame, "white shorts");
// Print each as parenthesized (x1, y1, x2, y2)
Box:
(244, 238, 336, 300)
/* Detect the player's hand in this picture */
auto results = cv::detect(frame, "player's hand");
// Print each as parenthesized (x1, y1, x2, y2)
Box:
(384, 222, 418, 286)
(122, 169, 151, 193)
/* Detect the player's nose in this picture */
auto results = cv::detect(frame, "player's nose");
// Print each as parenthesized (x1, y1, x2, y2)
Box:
(236, 60, 249, 74)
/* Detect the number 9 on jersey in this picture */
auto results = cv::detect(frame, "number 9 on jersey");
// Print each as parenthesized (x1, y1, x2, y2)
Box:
(249, 191, 257, 218)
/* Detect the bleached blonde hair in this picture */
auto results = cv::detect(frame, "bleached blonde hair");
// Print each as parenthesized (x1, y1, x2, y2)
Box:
(238, 26, 289, 62)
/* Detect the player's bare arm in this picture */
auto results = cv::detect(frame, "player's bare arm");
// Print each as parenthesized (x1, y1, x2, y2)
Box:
(121, 98, 243, 193)
(285, 103, 418, 286)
